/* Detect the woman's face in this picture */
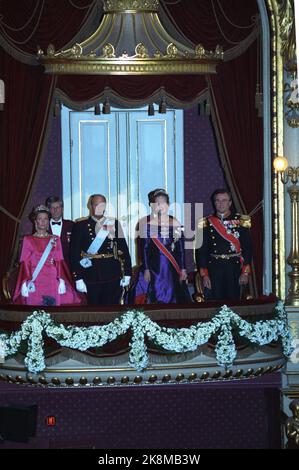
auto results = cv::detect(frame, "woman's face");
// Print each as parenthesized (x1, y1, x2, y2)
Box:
(36, 212, 49, 231)
(152, 195, 169, 215)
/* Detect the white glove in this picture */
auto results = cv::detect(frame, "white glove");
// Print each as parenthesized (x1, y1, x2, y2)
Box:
(76, 279, 87, 293)
(120, 276, 131, 288)
(58, 278, 66, 295)
(21, 281, 29, 298)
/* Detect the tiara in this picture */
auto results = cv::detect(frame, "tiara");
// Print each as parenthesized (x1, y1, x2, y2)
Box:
(34, 204, 50, 213)
(153, 189, 168, 197)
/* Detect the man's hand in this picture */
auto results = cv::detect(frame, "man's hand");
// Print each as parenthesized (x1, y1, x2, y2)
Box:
(239, 273, 249, 285)
(202, 275, 211, 289)
(144, 269, 151, 283)
(76, 279, 87, 293)
(120, 276, 131, 287)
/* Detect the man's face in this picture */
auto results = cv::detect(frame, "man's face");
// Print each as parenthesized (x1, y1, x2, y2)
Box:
(91, 196, 106, 218)
(214, 193, 232, 215)
(49, 202, 63, 221)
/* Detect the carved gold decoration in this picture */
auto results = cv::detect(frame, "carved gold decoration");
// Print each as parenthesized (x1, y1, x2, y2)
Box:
(278, 0, 296, 65)
(70, 43, 83, 58)
(104, 0, 159, 12)
(188, 373, 197, 381)
(285, 400, 299, 448)
(201, 372, 209, 380)
(275, 166, 299, 305)
(166, 43, 178, 58)
(176, 373, 185, 382)
(46, 44, 55, 56)
(212, 371, 221, 380)
(38, 0, 223, 75)
(195, 44, 205, 58)
(162, 374, 171, 382)
(51, 377, 61, 386)
(135, 43, 149, 58)
(121, 376, 130, 384)
(65, 377, 74, 386)
(39, 376, 48, 385)
(93, 377, 102, 385)
(148, 374, 157, 383)
(103, 43, 115, 58)
(223, 370, 233, 379)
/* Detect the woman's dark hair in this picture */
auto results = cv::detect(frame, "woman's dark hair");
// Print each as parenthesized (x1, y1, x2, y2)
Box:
(148, 188, 170, 205)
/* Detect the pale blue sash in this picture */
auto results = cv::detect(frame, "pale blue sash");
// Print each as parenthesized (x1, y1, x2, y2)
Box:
(80, 218, 114, 268)
(28, 237, 55, 292)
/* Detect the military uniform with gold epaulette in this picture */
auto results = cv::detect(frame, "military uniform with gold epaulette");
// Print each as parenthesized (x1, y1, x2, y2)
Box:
(70, 216, 132, 305)
(195, 212, 252, 300)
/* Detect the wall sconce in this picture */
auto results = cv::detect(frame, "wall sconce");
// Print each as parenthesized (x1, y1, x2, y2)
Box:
(0, 79, 5, 111)
(274, 155, 299, 306)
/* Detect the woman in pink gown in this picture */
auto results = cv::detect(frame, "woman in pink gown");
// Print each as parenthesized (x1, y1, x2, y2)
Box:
(13, 205, 82, 306)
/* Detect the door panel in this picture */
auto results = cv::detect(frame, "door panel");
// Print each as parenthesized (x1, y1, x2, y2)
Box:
(61, 106, 184, 265)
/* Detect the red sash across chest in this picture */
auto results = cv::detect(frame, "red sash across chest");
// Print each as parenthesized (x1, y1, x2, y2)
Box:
(207, 215, 241, 253)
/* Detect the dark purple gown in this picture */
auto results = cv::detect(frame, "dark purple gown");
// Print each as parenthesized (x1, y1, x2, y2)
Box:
(133, 219, 191, 304)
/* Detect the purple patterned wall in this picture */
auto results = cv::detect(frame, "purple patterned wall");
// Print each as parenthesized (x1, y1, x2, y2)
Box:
(21, 109, 226, 271)
(21, 117, 63, 236)
(0, 374, 282, 449)
(184, 107, 226, 270)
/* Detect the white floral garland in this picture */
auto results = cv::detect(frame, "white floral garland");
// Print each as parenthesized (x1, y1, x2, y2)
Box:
(0, 301, 293, 374)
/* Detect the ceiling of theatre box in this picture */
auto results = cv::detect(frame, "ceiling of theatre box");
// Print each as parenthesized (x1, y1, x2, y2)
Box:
(0, 0, 260, 106)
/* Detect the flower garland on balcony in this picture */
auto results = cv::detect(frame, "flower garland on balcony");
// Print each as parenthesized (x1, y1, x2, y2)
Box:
(0, 301, 293, 374)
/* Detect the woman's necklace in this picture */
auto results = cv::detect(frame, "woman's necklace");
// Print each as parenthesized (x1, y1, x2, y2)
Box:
(34, 231, 49, 238)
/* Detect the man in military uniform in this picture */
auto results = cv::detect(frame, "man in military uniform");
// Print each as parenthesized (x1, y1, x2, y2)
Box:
(70, 194, 132, 305)
(195, 189, 252, 301)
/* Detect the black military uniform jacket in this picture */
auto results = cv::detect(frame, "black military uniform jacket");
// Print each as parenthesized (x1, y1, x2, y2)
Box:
(195, 212, 252, 277)
(70, 216, 132, 284)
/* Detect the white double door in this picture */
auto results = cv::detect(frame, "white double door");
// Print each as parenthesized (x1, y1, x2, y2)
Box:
(61, 106, 184, 264)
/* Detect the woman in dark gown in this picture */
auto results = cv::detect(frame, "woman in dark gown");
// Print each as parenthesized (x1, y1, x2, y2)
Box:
(133, 189, 191, 304)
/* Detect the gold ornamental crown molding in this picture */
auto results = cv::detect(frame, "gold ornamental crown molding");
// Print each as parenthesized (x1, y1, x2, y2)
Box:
(277, 0, 296, 69)
(37, 0, 223, 76)
(104, 0, 160, 13)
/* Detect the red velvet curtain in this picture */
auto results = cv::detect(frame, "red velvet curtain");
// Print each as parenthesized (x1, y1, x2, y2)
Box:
(0, 50, 55, 288)
(209, 43, 263, 295)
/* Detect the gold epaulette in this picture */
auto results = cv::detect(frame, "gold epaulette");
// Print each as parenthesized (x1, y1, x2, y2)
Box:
(197, 217, 208, 229)
(238, 214, 251, 229)
(75, 216, 89, 223)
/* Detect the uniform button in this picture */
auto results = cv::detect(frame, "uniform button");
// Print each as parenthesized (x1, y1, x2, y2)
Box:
(212, 236, 215, 239)
(214, 250, 217, 253)
(213, 243, 217, 246)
